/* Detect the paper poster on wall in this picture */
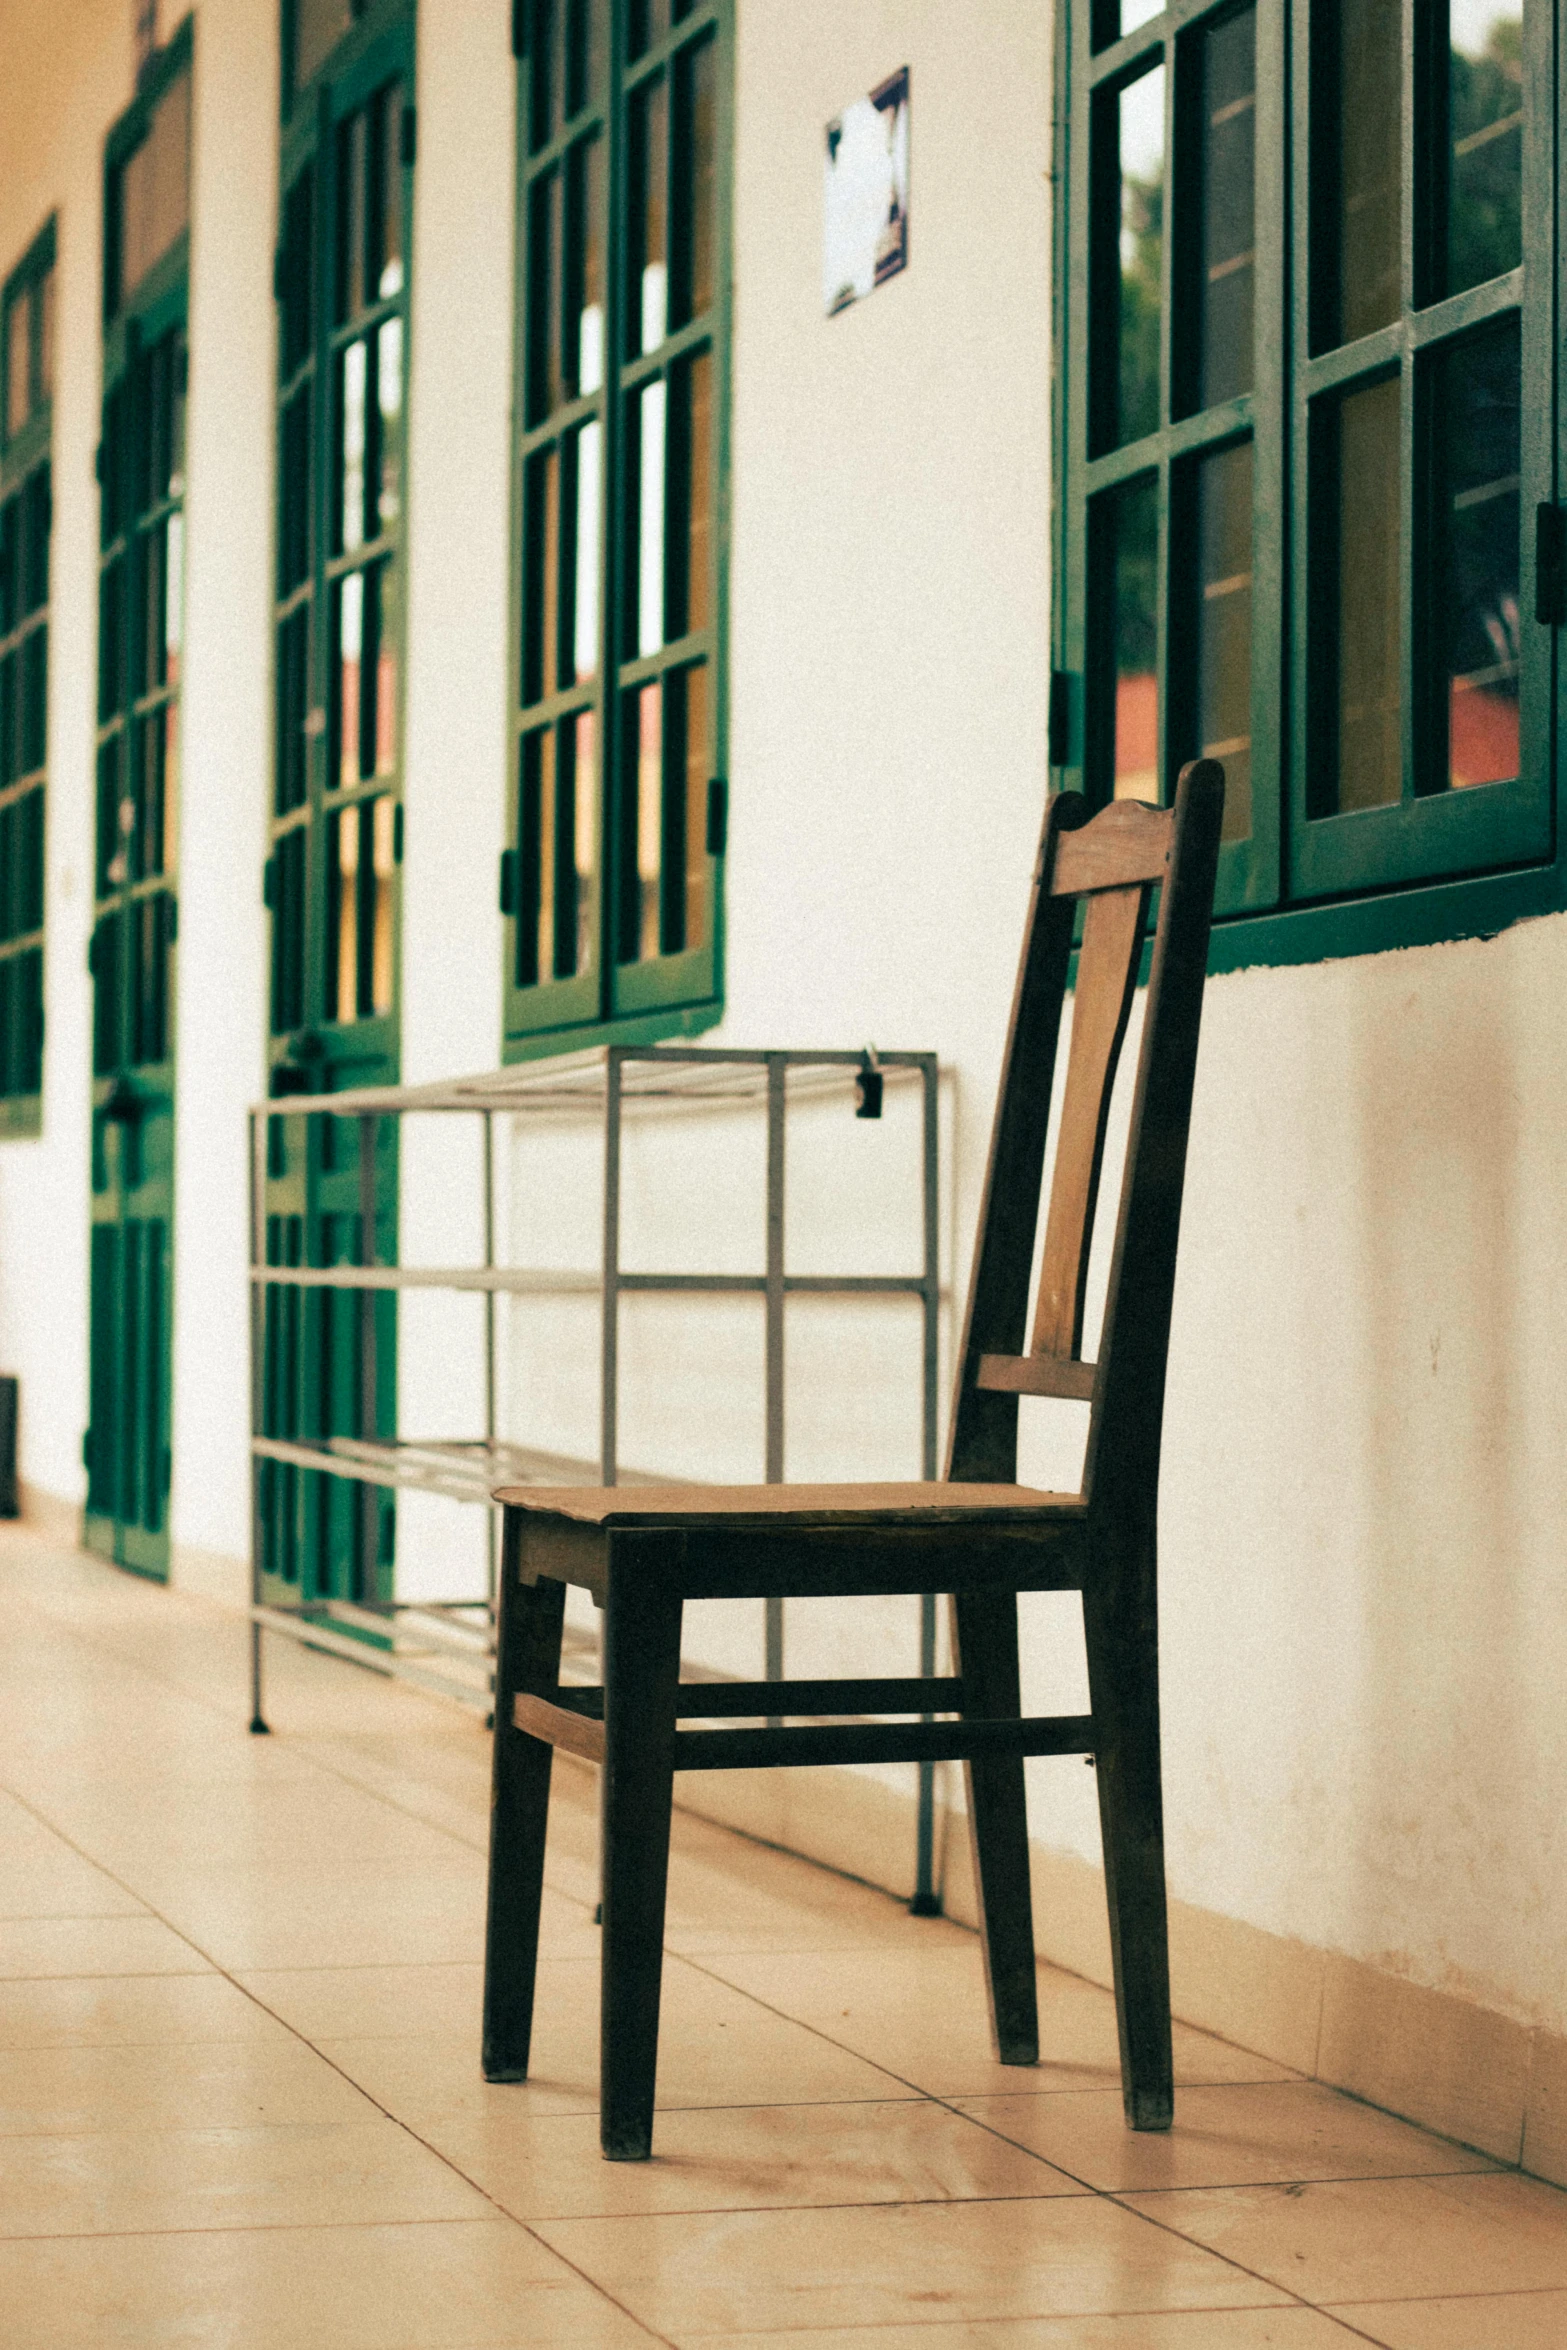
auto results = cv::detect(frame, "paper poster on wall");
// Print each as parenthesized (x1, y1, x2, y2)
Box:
(824, 68, 910, 317)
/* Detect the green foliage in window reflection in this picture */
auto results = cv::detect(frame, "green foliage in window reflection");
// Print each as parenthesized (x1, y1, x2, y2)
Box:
(1449, 16, 1522, 296)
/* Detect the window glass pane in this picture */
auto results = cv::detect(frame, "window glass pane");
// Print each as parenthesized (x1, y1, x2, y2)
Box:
(36, 266, 54, 407)
(330, 803, 359, 1018)
(630, 0, 673, 61)
(376, 317, 403, 532)
(1116, 64, 1164, 447)
(338, 109, 367, 324)
(523, 447, 561, 704)
(569, 418, 601, 681)
(294, 0, 355, 93)
(669, 662, 708, 952)
(527, 170, 562, 425)
(666, 349, 711, 640)
(1326, 374, 1402, 812)
(164, 511, 183, 689)
(1433, 318, 1520, 790)
(566, 0, 607, 116)
(1195, 439, 1253, 842)
(339, 338, 368, 554)
(631, 73, 671, 355)
(335, 571, 363, 783)
(529, 0, 560, 152)
(118, 67, 191, 307)
(4, 297, 27, 440)
(1198, 6, 1255, 409)
(1447, 1, 1522, 297)
(519, 716, 594, 984)
(1109, 474, 1160, 801)
(1324, 0, 1400, 346)
(621, 680, 663, 960)
(636, 377, 667, 655)
(366, 559, 398, 778)
(369, 792, 395, 1011)
(371, 82, 405, 303)
(565, 135, 606, 397)
(564, 708, 595, 975)
(672, 33, 717, 330)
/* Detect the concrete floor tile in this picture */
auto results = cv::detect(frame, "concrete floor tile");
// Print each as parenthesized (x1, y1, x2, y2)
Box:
(0, 2034, 378, 2135)
(1120, 2171, 1567, 2303)
(531, 2196, 1287, 2333)
(703, 1947, 1295, 2099)
(693, 2316, 1367, 2350)
(1325, 2289, 1567, 2348)
(0, 2114, 492, 2236)
(319, 1953, 918, 2120)
(0, 2217, 656, 2349)
(0, 1971, 293, 2050)
(421, 2094, 1081, 2219)
(237, 1961, 484, 2041)
(0, 1913, 208, 1979)
(954, 2082, 1500, 2193)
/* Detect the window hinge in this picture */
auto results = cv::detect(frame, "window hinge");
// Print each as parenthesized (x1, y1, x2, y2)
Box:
(511, 0, 527, 57)
(1537, 504, 1566, 627)
(400, 104, 417, 168)
(1048, 670, 1075, 768)
(705, 776, 728, 857)
(499, 847, 518, 915)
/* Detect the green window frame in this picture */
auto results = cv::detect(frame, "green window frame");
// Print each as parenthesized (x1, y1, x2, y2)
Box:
(0, 219, 56, 1139)
(86, 20, 192, 1580)
(504, 0, 732, 1056)
(257, 0, 410, 1610)
(270, 0, 411, 1090)
(1054, 0, 1557, 971)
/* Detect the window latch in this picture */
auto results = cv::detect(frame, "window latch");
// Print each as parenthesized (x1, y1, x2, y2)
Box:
(1536, 504, 1565, 628)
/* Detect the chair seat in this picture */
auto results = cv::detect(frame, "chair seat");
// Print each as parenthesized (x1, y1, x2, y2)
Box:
(492, 1479, 1086, 1529)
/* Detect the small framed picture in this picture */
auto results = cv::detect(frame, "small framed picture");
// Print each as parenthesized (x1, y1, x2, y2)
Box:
(824, 68, 910, 318)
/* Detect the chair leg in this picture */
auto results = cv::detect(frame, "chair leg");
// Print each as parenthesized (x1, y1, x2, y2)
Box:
(952, 1587, 1038, 2065)
(600, 1537, 684, 2161)
(482, 1521, 565, 2083)
(1084, 1548, 1173, 2132)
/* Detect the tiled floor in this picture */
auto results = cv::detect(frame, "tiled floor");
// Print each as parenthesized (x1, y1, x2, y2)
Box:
(0, 1524, 1563, 2347)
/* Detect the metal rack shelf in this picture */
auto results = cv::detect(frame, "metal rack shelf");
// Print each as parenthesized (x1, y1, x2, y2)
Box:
(249, 1044, 946, 1902)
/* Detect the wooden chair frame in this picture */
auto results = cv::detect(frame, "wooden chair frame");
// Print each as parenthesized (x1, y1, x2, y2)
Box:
(482, 759, 1226, 2159)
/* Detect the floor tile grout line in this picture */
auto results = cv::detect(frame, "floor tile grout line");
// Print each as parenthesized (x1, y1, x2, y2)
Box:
(667, 1951, 1433, 2337)
(0, 1565, 521, 1873)
(0, 1765, 685, 2346)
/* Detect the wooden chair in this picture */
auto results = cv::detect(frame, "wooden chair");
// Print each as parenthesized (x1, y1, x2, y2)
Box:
(482, 758, 1225, 2160)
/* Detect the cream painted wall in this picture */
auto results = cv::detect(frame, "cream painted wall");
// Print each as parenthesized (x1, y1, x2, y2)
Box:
(169, 0, 277, 1586)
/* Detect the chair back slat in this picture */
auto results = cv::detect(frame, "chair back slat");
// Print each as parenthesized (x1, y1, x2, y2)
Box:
(946, 763, 1224, 1504)
(1029, 883, 1147, 1361)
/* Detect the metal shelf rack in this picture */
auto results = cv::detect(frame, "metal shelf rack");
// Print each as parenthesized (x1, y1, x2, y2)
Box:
(248, 1043, 947, 1904)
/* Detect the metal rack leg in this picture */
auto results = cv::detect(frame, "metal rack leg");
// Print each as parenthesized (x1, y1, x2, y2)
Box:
(249, 1616, 270, 1735)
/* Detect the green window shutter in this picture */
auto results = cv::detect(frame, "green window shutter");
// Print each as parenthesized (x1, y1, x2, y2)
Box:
(0, 214, 58, 1137)
(504, 0, 731, 1055)
(260, 0, 411, 1611)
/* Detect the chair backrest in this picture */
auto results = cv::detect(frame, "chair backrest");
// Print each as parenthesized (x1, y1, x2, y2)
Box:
(946, 759, 1225, 1514)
